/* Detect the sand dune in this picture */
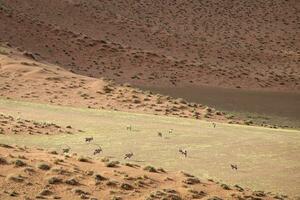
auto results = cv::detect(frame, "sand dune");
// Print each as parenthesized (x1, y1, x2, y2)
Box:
(0, 144, 283, 200)
(0, 46, 241, 124)
(0, 0, 299, 92)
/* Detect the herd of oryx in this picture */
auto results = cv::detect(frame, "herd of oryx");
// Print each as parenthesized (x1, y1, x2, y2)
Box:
(61, 122, 238, 170)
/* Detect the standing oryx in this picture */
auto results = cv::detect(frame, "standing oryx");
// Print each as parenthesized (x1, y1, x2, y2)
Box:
(212, 123, 216, 128)
(158, 132, 163, 137)
(179, 149, 187, 157)
(93, 144, 102, 155)
(126, 125, 132, 131)
(62, 144, 71, 154)
(85, 137, 94, 143)
(230, 164, 238, 170)
(124, 152, 134, 159)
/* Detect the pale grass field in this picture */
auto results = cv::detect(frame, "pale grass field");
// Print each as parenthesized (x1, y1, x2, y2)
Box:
(0, 99, 299, 196)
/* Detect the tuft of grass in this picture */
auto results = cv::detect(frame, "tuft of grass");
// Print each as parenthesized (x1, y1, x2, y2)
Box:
(6, 174, 24, 182)
(143, 165, 157, 173)
(106, 161, 119, 168)
(0, 47, 8, 55)
(12, 159, 27, 167)
(101, 157, 110, 162)
(37, 163, 51, 170)
(23, 167, 35, 173)
(120, 183, 134, 190)
(157, 167, 166, 173)
(0, 156, 8, 164)
(47, 176, 63, 184)
(65, 178, 79, 186)
(72, 188, 90, 195)
(183, 177, 201, 185)
(77, 156, 90, 162)
(39, 189, 53, 196)
(94, 174, 107, 181)
(0, 143, 13, 148)
(106, 180, 119, 187)
(220, 183, 231, 190)
(48, 150, 58, 155)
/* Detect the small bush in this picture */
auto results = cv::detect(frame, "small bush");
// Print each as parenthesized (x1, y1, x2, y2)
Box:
(72, 188, 90, 195)
(23, 167, 35, 173)
(0, 143, 13, 148)
(39, 189, 53, 196)
(65, 178, 79, 186)
(101, 157, 110, 162)
(37, 163, 51, 170)
(143, 166, 157, 173)
(0, 156, 8, 164)
(183, 177, 201, 185)
(106, 161, 119, 168)
(48, 150, 58, 155)
(157, 167, 166, 173)
(47, 176, 63, 184)
(106, 180, 119, 187)
(6, 174, 24, 182)
(121, 183, 134, 190)
(12, 159, 27, 167)
(220, 183, 231, 190)
(94, 174, 107, 181)
(77, 156, 89, 162)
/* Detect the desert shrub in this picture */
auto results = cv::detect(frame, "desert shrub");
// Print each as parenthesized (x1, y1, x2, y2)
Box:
(48, 150, 58, 155)
(72, 188, 90, 195)
(94, 174, 107, 181)
(47, 176, 63, 184)
(65, 178, 79, 186)
(143, 165, 157, 173)
(244, 120, 253, 125)
(12, 159, 27, 167)
(37, 163, 51, 170)
(220, 183, 231, 190)
(0, 47, 8, 55)
(180, 171, 194, 177)
(106, 180, 119, 187)
(0, 143, 13, 148)
(101, 157, 110, 162)
(111, 196, 122, 200)
(157, 167, 166, 173)
(77, 156, 89, 162)
(121, 183, 134, 190)
(226, 114, 235, 119)
(106, 161, 119, 168)
(23, 167, 35, 173)
(6, 174, 24, 182)
(39, 189, 53, 196)
(0, 156, 8, 164)
(183, 177, 201, 185)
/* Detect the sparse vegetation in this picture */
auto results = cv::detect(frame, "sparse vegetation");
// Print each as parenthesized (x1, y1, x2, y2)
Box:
(77, 156, 90, 162)
(12, 159, 27, 167)
(143, 165, 158, 173)
(6, 174, 24, 182)
(0, 156, 8, 164)
(106, 161, 120, 168)
(37, 163, 51, 170)
(47, 176, 63, 184)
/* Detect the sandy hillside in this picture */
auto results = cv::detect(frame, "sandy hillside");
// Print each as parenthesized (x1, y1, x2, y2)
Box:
(0, 113, 81, 135)
(0, 45, 245, 125)
(0, 0, 299, 92)
(0, 143, 285, 200)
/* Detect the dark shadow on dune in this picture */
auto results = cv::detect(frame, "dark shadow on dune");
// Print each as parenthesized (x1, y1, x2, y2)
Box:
(139, 85, 300, 128)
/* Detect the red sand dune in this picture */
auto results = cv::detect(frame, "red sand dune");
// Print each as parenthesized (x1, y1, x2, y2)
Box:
(0, 0, 299, 92)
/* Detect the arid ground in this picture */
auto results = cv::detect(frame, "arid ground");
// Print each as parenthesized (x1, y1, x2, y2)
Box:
(1, 99, 300, 199)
